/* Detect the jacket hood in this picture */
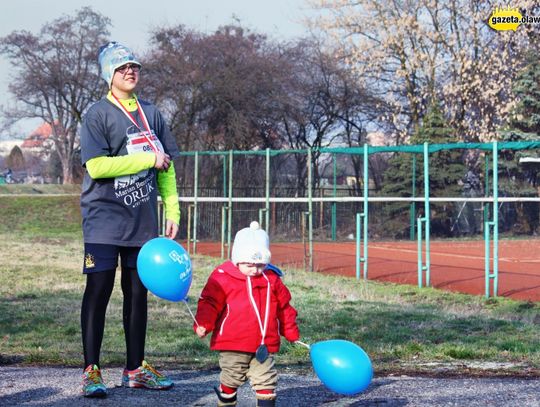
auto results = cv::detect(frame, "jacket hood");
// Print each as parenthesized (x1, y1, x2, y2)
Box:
(217, 260, 246, 280)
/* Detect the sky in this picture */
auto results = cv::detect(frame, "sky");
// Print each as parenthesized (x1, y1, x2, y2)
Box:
(0, 0, 316, 138)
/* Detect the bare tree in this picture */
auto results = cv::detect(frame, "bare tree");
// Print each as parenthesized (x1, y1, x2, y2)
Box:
(143, 24, 289, 189)
(0, 7, 110, 183)
(143, 24, 383, 194)
(309, 0, 537, 143)
(277, 39, 383, 192)
(277, 39, 341, 192)
(144, 25, 286, 149)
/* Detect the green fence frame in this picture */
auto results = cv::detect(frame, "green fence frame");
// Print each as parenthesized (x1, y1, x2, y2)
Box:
(172, 140, 540, 298)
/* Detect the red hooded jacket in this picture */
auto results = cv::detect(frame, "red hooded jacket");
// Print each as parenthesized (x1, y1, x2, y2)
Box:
(194, 260, 300, 353)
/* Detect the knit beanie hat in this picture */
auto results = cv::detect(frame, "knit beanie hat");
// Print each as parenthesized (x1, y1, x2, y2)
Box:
(98, 42, 141, 88)
(231, 221, 271, 265)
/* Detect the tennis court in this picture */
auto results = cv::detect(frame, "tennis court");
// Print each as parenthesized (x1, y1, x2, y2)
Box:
(175, 141, 540, 303)
(191, 238, 540, 302)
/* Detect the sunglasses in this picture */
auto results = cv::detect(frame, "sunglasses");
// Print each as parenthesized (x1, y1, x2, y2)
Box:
(116, 63, 141, 74)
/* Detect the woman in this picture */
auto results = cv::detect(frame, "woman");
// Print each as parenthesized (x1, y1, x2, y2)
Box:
(79, 42, 180, 398)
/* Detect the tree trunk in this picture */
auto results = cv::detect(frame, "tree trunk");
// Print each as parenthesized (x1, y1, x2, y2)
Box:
(61, 157, 74, 184)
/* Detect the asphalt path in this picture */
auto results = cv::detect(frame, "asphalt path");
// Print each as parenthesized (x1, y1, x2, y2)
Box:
(1, 366, 539, 406)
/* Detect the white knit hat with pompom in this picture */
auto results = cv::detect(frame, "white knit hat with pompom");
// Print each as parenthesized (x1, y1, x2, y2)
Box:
(231, 221, 271, 265)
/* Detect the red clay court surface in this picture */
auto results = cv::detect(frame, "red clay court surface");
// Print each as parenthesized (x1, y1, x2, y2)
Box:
(190, 239, 540, 302)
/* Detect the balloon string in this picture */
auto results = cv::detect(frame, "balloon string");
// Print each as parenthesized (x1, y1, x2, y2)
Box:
(183, 299, 200, 327)
(295, 340, 311, 349)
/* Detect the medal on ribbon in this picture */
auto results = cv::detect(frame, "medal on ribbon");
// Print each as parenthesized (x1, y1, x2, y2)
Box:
(248, 273, 271, 364)
(255, 344, 269, 363)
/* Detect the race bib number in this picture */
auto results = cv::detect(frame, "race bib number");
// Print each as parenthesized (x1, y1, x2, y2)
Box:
(126, 130, 164, 154)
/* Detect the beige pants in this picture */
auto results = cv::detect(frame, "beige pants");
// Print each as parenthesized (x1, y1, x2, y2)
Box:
(218, 351, 278, 391)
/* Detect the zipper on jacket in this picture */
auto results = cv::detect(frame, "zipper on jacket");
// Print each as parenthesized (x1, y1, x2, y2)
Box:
(219, 304, 230, 336)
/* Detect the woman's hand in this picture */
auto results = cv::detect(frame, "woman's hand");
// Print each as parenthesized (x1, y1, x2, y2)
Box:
(154, 151, 171, 171)
(165, 220, 178, 239)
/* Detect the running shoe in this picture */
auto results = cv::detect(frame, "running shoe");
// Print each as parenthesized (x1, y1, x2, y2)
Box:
(81, 364, 107, 398)
(122, 360, 173, 390)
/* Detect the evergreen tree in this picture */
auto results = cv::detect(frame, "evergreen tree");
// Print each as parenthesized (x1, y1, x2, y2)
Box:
(508, 54, 540, 137)
(381, 102, 465, 237)
(498, 55, 540, 234)
(6, 145, 25, 171)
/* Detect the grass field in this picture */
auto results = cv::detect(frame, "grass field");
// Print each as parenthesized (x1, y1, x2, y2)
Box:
(1, 188, 539, 376)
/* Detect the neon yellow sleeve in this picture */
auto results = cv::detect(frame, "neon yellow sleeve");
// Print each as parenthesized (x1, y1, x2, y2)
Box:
(157, 161, 180, 224)
(85, 153, 156, 179)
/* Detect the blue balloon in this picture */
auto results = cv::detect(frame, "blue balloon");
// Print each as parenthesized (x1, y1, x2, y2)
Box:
(137, 238, 192, 302)
(310, 339, 373, 395)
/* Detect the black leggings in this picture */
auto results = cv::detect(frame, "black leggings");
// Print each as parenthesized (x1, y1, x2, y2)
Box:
(81, 267, 148, 370)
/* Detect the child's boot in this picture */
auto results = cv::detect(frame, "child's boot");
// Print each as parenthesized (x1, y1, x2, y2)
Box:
(213, 385, 237, 406)
(256, 390, 276, 407)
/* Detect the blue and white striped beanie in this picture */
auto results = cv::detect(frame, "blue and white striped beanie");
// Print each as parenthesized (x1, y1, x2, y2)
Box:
(98, 42, 141, 88)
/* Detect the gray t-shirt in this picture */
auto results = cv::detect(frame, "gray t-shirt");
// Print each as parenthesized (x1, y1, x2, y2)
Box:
(80, 97, 180, 246)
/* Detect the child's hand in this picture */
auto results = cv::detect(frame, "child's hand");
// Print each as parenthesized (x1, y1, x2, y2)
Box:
(196, 326, 207, 338)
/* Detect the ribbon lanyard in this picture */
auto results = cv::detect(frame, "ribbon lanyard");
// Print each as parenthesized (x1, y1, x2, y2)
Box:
(247, 272, 270, 346)
(110, 92, 159, 153)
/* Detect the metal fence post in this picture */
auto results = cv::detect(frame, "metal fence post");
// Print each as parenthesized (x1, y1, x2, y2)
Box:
(307, 148, 313, 272)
